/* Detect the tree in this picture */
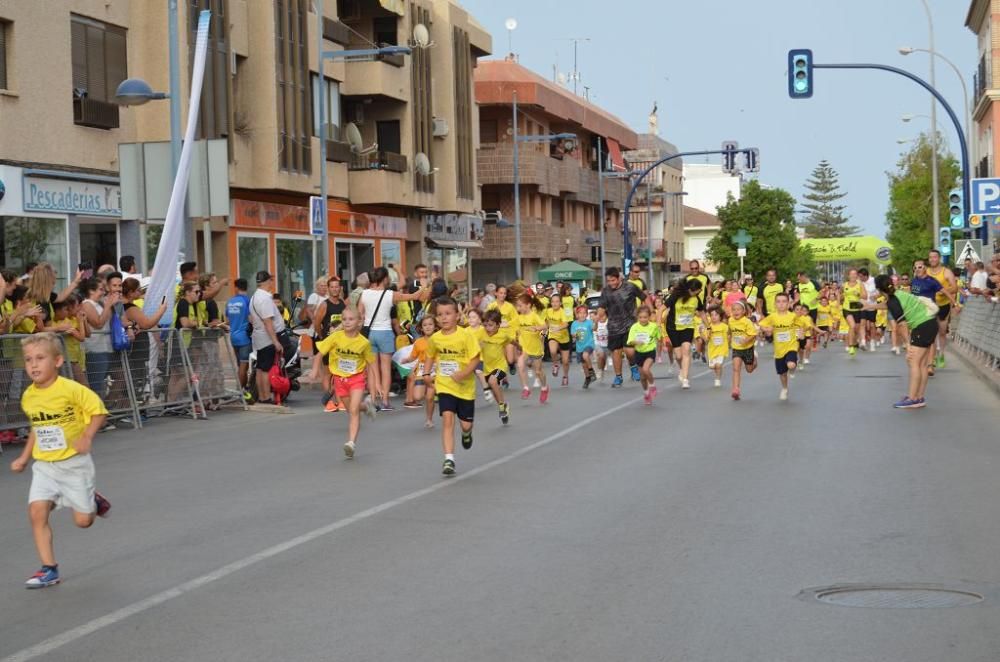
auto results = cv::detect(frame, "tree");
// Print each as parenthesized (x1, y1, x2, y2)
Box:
(885, 133, 961, 272)
(798, 160, 859, 237)
(705, 180, 815, 280)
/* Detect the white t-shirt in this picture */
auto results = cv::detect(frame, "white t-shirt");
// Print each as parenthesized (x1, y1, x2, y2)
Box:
(359, 288, 394, 332)
(249, 288, 285, 351)
(82, 299, 112, 353)
(862, 278, 877, 302)
(971, 270, 989, 292)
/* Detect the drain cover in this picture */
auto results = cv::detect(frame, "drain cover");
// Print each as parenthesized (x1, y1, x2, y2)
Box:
(804, 585, 984, 608)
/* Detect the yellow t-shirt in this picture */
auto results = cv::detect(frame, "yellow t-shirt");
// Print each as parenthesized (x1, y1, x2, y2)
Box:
(761, 311, 799, 359)
(428, 326, 480, 400)
(544, 307, 570, 344)
(875, 295, 888, 327)
(62, 317, 85, 365)
(795, 314, 813, 338)
(314, 330, 375, 378)
(672, 297, 701, 330)
(516, 311, 545, 357)
(23, 376, 108, 463)
(475, 326, 513, 374)
(816, 304, 832, 328)
(727, 316, 757, 351)
(927, 266, 952, 306)
(842, 282, 863, 311)
(487, 301, 518, 328)
(627, 321, 660, 353)
(706, 321, 730, 359)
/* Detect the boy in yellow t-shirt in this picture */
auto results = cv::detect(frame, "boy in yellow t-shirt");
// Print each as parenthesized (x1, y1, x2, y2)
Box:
(478, 309, 514, 426)
(759, 292, 799, 401)
(9, 333, 110, 589)
(310, 308, 377, 459)
(816, 295, 833, 348)
(702, 306, 730, 388)
(425, 297, 481, 476)
(793, 303, 816, 367)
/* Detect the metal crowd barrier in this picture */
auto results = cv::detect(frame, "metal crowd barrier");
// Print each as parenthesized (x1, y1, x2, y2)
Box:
(0, 327, 246, 442)
(953, 297, 1000, 372)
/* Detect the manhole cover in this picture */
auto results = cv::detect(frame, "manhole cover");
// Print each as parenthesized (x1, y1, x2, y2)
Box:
(804, 585, 984, 608)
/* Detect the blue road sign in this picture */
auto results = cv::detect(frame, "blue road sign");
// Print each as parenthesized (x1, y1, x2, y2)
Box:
(309, 196, 326, 237)
(970, 178, 1000, 215)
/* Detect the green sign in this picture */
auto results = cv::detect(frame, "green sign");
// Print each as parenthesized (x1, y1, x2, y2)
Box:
(733, 229, 752, 248)
(800, 236, 893, 265)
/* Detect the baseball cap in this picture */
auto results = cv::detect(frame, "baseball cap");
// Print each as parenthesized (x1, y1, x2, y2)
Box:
(255, 270, 272, 283)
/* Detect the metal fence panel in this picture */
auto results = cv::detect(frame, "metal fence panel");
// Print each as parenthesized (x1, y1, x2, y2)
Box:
(954, 298, 1000, 371)
(184, 328, 248, 411)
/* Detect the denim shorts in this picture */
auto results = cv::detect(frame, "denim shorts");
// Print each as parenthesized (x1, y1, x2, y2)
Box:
(233, 343, 251, 363)
(368, 329, 396, 355)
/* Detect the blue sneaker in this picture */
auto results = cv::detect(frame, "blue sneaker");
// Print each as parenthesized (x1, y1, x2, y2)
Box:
(611, 375, 624, 388)
(911, 397, 926, 408)
(630, 365, 640, 382)
(25, 566, 60, 589)
(893, 397, 919, 409)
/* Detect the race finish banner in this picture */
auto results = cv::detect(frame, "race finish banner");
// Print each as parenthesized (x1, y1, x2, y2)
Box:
(144, 10, 212, 322)
(800, 236, 893, 266)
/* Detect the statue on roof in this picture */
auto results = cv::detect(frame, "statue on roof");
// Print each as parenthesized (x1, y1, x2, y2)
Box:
(648, 101, 658, 136)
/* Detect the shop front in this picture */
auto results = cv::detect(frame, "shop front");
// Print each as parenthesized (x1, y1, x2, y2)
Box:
(229, 197, 408, 298)
(0, 165, 134, 285)
(424, 213, 484, 298)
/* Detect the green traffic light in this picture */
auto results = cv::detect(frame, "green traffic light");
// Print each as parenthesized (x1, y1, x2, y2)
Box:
(794, 80, 808, 92)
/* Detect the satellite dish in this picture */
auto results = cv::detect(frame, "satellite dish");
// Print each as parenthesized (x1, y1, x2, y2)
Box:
(413, 23, 431, 48)
(345, 123, 364, 153)
(505, 18, 517, 31)
(414, 152, 432, 176)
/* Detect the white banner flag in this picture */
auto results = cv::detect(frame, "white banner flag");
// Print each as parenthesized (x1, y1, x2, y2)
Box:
(144, 10, 212, 322)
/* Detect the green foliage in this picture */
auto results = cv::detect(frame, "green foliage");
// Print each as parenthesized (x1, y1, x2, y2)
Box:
(705, 180, 815, 280)
(2, 217, 53, 269)
(798, 160, 860, 238)
(885, 134, 961, 271)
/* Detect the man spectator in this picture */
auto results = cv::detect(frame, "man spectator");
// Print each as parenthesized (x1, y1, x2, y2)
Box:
(386, 263, 400, 288)
(249, 271, 287, 405)
(793, 271, 822, 323)
(968, 261, 989, 297)
(349, 272, 369, 309)
(685, 260, 709, 306)
(412, 263, 430, 290)
(226, 279, 252, 390)
(480, 283, 497, 312)
(598, 266, 643, 387)
(119, 255, 139, 276)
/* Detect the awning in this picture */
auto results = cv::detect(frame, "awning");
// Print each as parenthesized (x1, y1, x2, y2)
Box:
(606, 138, 626, 172)
(537, 259, 595, 282)
(378, 0, 405, 16)
(426, 238, 482, 249)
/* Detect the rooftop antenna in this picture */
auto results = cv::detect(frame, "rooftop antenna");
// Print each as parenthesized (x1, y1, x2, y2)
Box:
(505, 18, 517, 57)
(557, 37, 590, 95)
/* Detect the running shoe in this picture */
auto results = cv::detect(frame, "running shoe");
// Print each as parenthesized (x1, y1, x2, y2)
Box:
(94, 491, 111, 518)
(596, 369, 604, 381)
(484, 390, 494, 403)
(648, 385, 657, 401)
(442, 458, 456, 475)
(779, 388, 788, 401)
(561, 376, 569, 387)
(380, 401, 395, 412)
(343, 440, 356, 458)
(403, 401, 422, 409)
(848, 346, 857, 356)
(611, 375, 623, 388)
(509, 363, 517, 375)
(803, 358, 810, 365)
(583, 373, 592, 389)
(893, 397, 921, 409)
(643, 390, 652, 406)
(912, 397, 926, 408)
(731, 388, 741, 401)
(552, 364, 559, 377)
(324, 400, 338, 413)
(630, 365, 641, 382)
(364, 401, 377, 421)
(681, 379, 690, 389)
(461, 430, 473, 450)
(521, 387, 531, 400)
(892, 346, 900, 355)
(935, 354, 945, 368)
(869, 340, 876, 352)
(539, 387, 550, 404)
(499, 402, 510, 425)
(25, 566, 60, 589)
(713, 379, 721, 388)
(701, 353, 707, 364)
(425, 419, 434, 429)
(501, 377, 510, 390)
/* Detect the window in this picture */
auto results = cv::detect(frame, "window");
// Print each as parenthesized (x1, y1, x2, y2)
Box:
(0, 217, 69, 287)
(311, 75, 341, 140)
(452, 27, 474, 199)
(377, 120, 401, 154)
(189, 0, 230, 141)
(0, 21, 8, 90)
(479, 119, 498, 144)
(275, 0, 312, 174)
(70, 14, 127, 129)
(238, 235, 269, 282)
(373, 16, 397, 46)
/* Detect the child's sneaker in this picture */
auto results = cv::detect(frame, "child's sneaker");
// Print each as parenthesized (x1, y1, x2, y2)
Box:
(343, 440, 356, 458)
(539, 387, 549, 404)
(532, 377, 541, 389)
(630, 365, 641, 382)
(713, 379, 721, 388)
(561, 376, 569, 387)
(648, 385, 657, 402)
(521, 387, 531, 400)
(324, 400, 338, 413)
(731, 388, 741, 401)
(499, 402, 510, 425)
(779, 388, 788, 401)
(583, 373, 592, 389)
(364, 401, 377, 421)
(442, 458, 456, 475)
(94, 491, 111, 518)
(643, 390, 652, 406)
(461, 430, 473, 450)
(25, 566, 60, 589)
(483, 390, 494, 403)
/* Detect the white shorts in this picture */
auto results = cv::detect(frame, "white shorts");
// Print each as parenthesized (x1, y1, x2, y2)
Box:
(29, 454, 96, 514)
(595, 343, 608, 352)
(708, 356, 725, 368)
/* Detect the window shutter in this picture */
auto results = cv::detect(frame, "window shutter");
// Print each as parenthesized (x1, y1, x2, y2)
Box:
(104, 28, 127, 101)
(71, 20, 88, 93)
(85, 25, 106, 100)
(0, 23, 7, 89)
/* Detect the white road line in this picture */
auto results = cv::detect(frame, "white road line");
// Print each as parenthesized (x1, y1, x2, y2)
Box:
(2, 369, 711, 662)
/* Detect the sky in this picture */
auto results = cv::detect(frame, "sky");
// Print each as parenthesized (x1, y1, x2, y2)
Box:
(460, 0, 977, 239)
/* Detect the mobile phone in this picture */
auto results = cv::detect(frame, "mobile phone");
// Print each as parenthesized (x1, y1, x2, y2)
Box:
(160, 295, 167, 305)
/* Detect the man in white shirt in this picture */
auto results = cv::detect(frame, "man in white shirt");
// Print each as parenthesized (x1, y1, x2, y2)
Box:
(859, 268, 878, 350)
(249, 271, 286, 404)
(969, 261, 989, 296)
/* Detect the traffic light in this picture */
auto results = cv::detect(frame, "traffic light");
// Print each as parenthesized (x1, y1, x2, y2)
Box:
(722, 140, 739, 174)
(744, 148, 760, 173)
(969, 214, 983, 229)
(788, 49, 813, 98)
(948, 187, 965, 229)
(938, 228, 952, 256)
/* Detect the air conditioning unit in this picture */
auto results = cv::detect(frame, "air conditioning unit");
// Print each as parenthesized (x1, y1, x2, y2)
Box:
(432, 117, 449, 138)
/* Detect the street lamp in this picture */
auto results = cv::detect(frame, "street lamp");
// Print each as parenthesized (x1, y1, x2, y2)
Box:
(907, 0, 941, 251)
(901, 113, 951, 145)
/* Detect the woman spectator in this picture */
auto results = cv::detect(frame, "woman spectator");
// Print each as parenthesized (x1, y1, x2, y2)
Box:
(168, 282, 203, 407)
(80, 276, 120, 397)
(357, 266, 428, 411)
(25, 262, 81, 332)
(196, 273, 226, 407)
(118, 277, 168, 410)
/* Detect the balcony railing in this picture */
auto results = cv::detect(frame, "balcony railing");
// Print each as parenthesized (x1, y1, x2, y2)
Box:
(975, 55, 987, 103)
(73, 97, 119, 130)
(349, 150, 407, 173)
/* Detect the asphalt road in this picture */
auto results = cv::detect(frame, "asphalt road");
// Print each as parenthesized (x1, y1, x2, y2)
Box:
(1, 345, 999, 662)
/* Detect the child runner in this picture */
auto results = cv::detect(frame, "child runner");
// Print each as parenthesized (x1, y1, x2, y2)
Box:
(486, 285, 518, 371)
(816, 295, 833, 348)
(727, 300, 758, 400)
(664, 279, 704, 389)
(703, 305, 729, 388)
(875, 294, 889, 346)
(793, 303, 815, 367)
(52, 298, 89, 385)
(477, 309, 513, 425)
(406, 316, 438, 427)
(545, 294, 572, 386)
(594, 307, 609, 381)
(514, 292, 549, 403)
(9, 332, 111, 589)
(626, 306, 661, 405)
(569, 305, 596, 388)
(759, 293, 799, 401)
(425, 297, 481, 475)
(309, 308, 377, 458)
(465, 309, 492, 401)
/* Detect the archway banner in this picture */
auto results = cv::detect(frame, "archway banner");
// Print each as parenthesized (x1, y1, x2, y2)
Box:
(800, 236, 892, 265)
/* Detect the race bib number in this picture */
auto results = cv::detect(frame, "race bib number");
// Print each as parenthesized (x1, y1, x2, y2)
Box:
(634, 332, 650, 345)
(732, 335, 746, 346)
(818, 315, 830, 324)
(712, 336, 724, 346)
(677, 313, 694, 326)
(439, 360, 459, 376)
(596, 329, 608, 343)
(337, 358, 358, 374)
(775, 331, 792, 343)
(35, 426, 68, 453)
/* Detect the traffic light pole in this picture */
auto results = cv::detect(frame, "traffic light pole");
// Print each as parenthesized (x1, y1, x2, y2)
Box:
(811, 62, 975, 245)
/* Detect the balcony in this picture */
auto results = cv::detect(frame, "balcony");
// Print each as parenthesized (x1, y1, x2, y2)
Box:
(341, 54, 409, 102)
(73, 97, 119, 130)
(349, 150, 407, 172)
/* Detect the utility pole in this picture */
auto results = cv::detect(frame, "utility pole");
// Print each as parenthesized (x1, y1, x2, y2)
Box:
(920, 0, 941, 251)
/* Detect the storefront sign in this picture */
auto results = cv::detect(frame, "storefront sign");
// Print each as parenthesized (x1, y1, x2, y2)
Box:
(22, 176, 122, 217)
(424, 214, 484, 245)
(233, 199, 406, 238)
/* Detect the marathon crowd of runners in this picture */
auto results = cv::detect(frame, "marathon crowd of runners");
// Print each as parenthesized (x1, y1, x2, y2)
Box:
(4, 250, 999, 589)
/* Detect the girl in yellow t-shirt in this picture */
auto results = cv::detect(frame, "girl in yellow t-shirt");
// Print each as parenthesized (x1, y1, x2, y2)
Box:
(407, 315, 439, 429)
(794, 303, 816, 367)
(487, 286, 518, 369)
(816, 296, 833, 348)
(727, 300, 758, 400)
(514, 292, 549, 403)
(545, 294, 572, 386)
(702, 306, 729, 388)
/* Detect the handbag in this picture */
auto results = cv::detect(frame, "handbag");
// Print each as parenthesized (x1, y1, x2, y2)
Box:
(361, 288, 389, 338)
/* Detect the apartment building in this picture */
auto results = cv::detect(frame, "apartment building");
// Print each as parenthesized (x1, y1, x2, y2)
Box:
(0, 0, 490, 294)
(967, 0, 1000, 248)
(472, 57, 637, 286)
(624, 133, 684, 291)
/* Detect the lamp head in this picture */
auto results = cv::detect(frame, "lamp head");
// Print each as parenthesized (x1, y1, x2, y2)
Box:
(898, 47, 915, 56)
(901, 114, 915, 122)
(114, 78, 163, 106)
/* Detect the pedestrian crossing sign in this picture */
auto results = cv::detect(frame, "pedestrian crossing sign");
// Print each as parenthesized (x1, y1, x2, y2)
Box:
(954, 239, 983, 264)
